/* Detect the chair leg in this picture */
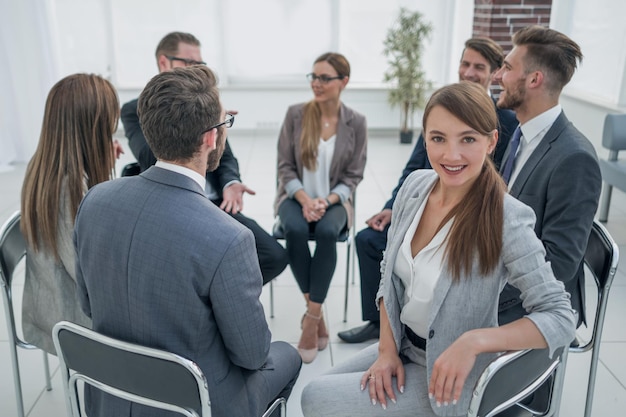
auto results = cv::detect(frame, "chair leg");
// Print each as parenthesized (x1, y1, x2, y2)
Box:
(269, 281, 275, 319)
(598, 183, 612, 222)
(8, 342, 26, 417)
(43, 351, 52, 391)
(343, 241, 351, 323)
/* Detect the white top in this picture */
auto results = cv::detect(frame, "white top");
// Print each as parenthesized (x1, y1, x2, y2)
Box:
(302, 135, 336, 198)
(508, 104, 562, 188)
(394, 189, 453, 339)
(156, 160, 206, 191)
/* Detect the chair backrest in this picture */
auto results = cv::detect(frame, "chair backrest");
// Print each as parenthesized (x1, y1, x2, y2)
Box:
(121, 162, 141, 177)
(467, 347, 563, 417)
(602, 113, 626, 153)
(52, 321, 211, 417)
(575, 220, 619, 352)
(0, 211, 33, 349)
(0, 211, 26, 289)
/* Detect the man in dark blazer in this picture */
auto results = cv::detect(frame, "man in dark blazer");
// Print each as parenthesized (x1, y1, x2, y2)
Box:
(495, 25, 601, 327)
(339, 37, 519, 343)
(121, 31, 287, 285)
(74, 66, 301, 417)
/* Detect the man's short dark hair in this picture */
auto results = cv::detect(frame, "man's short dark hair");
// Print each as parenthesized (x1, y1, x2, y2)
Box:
(464, 37, 505, 72)
(513, 25, 583, 93)
(155, 31, 201, 61)
(138, 66, 220, 162)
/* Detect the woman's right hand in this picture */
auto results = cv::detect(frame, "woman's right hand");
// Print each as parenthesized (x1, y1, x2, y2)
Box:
(360, 350, 405, 409)
(301, 198, 326, 222)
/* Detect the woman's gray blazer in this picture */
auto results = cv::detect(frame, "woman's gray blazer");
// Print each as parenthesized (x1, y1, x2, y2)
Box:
(376, 170, 576, 416)
(22, 182, 91, 354)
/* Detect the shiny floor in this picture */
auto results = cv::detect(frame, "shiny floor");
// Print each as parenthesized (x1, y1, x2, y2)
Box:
(1, 131, 625, 417)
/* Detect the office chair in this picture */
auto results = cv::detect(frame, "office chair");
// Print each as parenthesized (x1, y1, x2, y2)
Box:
(0, 211, 52, 417)
(53, 321, 286, 417)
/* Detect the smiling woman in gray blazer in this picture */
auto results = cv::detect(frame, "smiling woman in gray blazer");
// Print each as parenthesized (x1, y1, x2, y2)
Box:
(301, 82, 575, 417)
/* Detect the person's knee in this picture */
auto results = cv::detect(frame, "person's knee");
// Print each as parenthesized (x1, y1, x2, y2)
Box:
(301, 380, 324, 417)
(355, 227, 385, 253)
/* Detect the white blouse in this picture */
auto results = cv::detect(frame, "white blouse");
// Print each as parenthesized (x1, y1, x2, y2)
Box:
(303, 135, 336, 198)
(394, 190, 453, 339)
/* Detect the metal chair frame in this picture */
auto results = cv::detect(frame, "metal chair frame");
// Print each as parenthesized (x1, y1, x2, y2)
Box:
(53, 321, 286, 417)
(469, 220, 619, 417)
(570, 220, 619, 417)
(0, 211, 52, 417)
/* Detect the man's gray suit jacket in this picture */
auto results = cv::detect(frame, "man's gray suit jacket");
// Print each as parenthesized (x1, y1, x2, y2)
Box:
(498, 111, 602, 326)
(74, 167, 272, 417)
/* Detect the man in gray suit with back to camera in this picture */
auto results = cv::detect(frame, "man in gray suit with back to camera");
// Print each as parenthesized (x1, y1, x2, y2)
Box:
(74, 65, 301, 417)
(495, 25, 602, 327)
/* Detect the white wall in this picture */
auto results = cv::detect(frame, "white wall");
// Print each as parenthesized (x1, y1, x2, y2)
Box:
(5, 0, 624, 164)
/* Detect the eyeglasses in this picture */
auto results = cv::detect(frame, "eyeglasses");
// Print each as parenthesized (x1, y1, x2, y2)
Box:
(203, 113, 235, 133)
(306, 73, 344, 84)
(165, 55, 207, 66)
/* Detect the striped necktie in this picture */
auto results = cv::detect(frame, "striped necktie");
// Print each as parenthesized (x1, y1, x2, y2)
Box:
(501, 126, 522, 185)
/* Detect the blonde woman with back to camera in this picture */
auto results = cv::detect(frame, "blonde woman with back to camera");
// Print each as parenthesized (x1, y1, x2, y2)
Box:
(300, 82, 575, 416)
(274, 52, 367, 364)
(21, 73, 122, 354)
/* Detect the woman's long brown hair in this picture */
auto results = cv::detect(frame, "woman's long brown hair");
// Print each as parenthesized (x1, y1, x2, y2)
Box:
(21, 73, 119, 260)
(422, 82, 506, 281)
(301, 52, 350, 170)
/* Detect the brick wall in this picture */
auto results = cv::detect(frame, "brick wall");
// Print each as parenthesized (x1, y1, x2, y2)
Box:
(473, 0, 552, 54)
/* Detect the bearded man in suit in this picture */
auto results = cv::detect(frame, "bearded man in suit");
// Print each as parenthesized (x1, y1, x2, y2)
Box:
(74, 65, 301, 417)
(495, 25, 602, 327)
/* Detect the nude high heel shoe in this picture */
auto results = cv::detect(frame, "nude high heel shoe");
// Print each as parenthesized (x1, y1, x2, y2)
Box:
(298, 311, 321, 363)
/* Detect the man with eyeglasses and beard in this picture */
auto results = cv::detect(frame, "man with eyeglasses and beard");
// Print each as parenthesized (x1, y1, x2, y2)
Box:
(121, 31, 288, 286)
(74, 65, 302, 417)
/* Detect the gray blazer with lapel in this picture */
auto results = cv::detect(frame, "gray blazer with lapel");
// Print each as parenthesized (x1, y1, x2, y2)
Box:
(74, 167, 272, 417)
(499, 111, 602, 326)
(274, 102, 367, 227)
(376, 170, 576, 417)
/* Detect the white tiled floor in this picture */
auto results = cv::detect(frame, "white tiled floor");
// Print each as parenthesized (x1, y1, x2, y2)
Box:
(1, 131, 625, 417)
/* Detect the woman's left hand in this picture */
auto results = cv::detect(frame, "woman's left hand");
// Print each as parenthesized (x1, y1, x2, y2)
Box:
(428, 332, 478, 407)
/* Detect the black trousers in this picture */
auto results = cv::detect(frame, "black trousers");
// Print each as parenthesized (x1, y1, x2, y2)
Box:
(354, 225, 390, 322)
(278, 199, 347, 304)
(213, 199, 288, 285)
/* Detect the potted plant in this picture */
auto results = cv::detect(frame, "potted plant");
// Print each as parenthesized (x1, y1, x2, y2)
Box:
(383, 8, 433, 144)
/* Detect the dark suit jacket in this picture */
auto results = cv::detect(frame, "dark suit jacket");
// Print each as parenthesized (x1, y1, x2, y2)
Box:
(384, 97, 517, 209)
(498, 111, 602, 327)
(74, 167, 272, 417)
(121, 99, 240, 196)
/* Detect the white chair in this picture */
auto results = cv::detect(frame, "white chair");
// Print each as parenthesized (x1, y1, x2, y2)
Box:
(53, 321, 286, 417)
(0, 211, 52, 417)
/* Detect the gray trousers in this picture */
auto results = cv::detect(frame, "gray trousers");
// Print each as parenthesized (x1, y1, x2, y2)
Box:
(301, 342, 463, 417)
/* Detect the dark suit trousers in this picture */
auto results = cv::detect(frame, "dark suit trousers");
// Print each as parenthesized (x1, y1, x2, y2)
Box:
(212, 199, 288, 285)
(354, 225, 389, 323)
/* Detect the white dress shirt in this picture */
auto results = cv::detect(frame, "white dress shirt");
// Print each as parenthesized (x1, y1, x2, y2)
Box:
(394, 189, 453, 339)
(302, 135, 336, 198)
(508, 104, 562, 188)
(155, 161, 206, 191)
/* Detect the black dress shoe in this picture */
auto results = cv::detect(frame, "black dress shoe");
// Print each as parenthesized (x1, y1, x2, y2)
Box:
(337, 322, 380, 343)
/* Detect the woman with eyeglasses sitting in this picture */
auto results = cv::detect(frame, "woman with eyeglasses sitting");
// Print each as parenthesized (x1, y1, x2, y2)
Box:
(21, 73, 123, 355)
(274, 52, 367, 364)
